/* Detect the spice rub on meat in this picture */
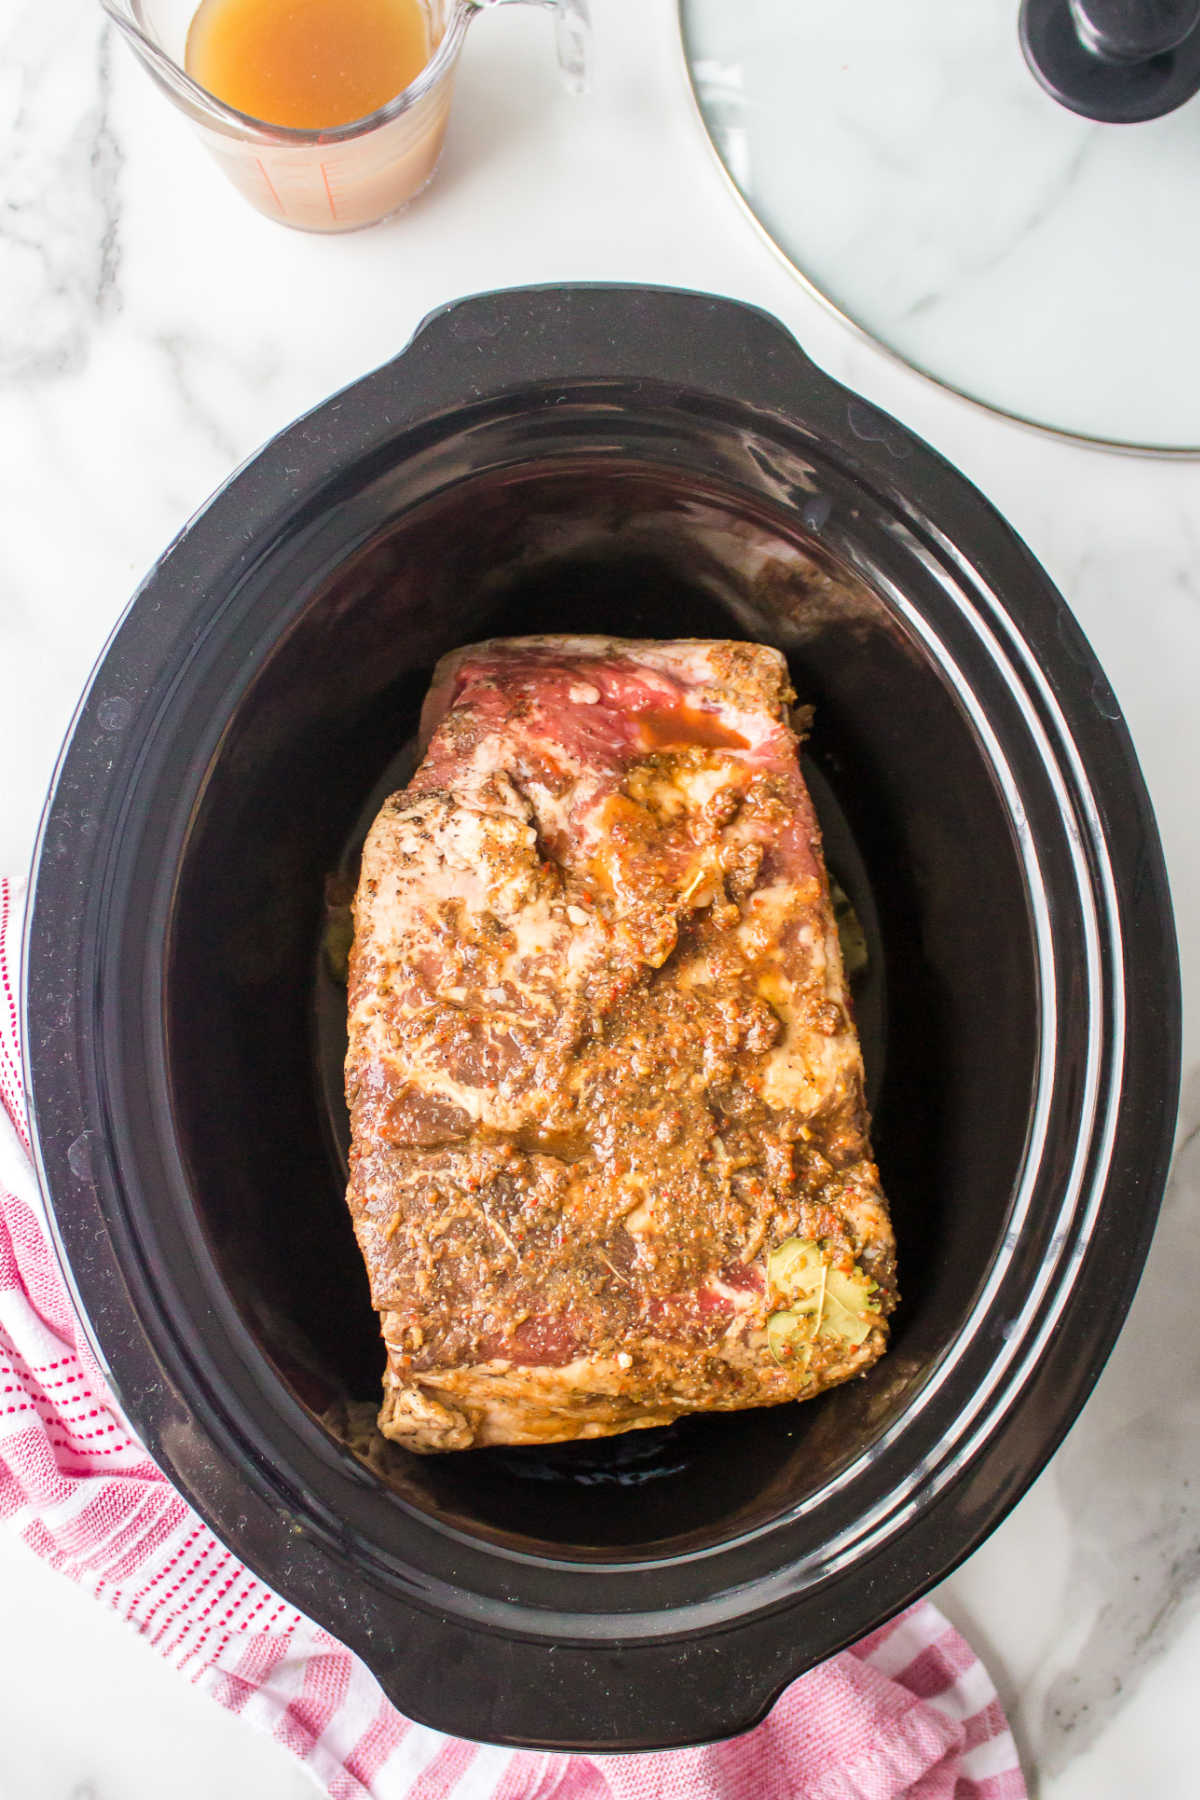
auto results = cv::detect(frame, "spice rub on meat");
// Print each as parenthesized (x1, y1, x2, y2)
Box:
(344, 635, 897, 1452)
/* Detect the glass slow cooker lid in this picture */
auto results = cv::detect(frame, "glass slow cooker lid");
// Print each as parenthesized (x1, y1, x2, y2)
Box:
(680, 0, 1200, 452)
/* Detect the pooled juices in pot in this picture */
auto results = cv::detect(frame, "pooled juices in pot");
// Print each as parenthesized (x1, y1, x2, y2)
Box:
(185, 0, 430, 130)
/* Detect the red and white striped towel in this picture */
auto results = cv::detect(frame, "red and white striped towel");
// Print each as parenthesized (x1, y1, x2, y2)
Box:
(0, 872, 1025, 1799)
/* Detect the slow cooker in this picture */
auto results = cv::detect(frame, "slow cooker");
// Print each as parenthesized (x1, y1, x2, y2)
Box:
(23, 285, 1180, 1750)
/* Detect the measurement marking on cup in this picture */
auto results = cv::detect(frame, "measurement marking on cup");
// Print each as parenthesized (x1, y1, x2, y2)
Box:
(320, 161, 338, 221)
(255, 157, 285, 216)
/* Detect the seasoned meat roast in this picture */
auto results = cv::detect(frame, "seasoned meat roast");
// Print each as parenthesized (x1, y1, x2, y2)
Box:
(344, 636, 897, 1452)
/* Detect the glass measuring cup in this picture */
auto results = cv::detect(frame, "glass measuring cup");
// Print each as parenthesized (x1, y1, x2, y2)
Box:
(100, 0, 590, 232)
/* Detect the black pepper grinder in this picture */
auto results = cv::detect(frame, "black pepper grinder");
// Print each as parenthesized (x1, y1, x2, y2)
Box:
(1020, 0, 1200, 117)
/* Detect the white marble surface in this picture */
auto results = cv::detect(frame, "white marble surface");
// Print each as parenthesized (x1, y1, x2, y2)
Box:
(1, 0, 1198, 1794)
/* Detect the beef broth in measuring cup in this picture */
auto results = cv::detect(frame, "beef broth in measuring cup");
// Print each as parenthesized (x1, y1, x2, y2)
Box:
(100, 0, 589, 231)
(185, 0, 432, 132)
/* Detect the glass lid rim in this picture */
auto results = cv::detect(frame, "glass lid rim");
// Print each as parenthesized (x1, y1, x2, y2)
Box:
(675, 0, 1200, 460)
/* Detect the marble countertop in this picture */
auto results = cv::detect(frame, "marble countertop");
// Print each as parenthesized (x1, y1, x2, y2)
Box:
(2, 1, 1197, 1794)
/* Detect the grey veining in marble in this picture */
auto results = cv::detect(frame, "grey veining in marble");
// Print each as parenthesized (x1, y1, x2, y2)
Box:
(2, 2, 123, 384)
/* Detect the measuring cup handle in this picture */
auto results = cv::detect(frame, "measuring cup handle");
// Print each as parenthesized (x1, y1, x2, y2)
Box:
(473, 0, 591, 95)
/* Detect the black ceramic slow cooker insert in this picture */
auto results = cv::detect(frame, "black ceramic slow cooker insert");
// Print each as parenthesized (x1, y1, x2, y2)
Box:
(24, 286, 1180, 1751)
